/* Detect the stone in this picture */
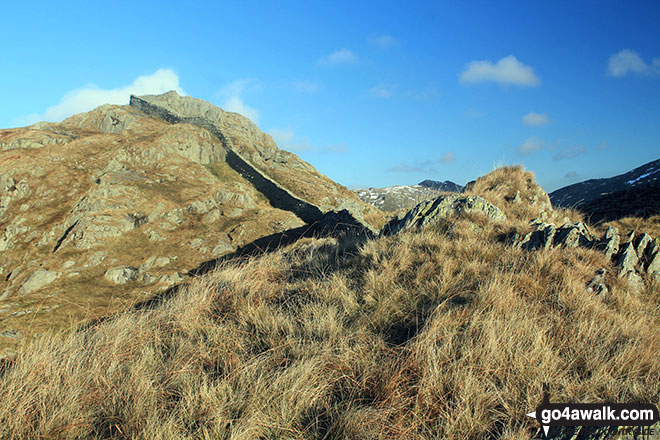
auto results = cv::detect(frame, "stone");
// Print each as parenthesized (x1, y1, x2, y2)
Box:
(383, 194, 506, 235)
(104, 267, 139, 285)
(597, 226, 620, 260)
(61, 261, 76, 270)
(17, 270, 60, 295)
(159, 272, 184, 287)
(211, 242, 234, 257)
(635, 233, 653, 257)
(616, 242, 639, 275)
(553, 222, 595, 248)
(586, 268, 609, 296)
(646, 242, 660, 277)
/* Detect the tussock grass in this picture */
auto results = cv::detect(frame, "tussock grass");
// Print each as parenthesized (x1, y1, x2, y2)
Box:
(1, 168, 658, 439)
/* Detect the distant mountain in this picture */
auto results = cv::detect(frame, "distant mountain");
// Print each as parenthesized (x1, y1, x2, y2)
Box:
(418, 179, 464, 192)
(549, 158, 660, 223)
(355, 180, 463, 212)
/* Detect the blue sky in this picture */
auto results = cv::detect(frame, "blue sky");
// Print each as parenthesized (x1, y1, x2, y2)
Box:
(2, 1, 659, 192)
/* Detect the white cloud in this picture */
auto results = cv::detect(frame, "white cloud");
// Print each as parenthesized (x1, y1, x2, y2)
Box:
(369, 34, 397, 49)
(522, 112, 550, 126)
(460, 55, 541, 87)
(218, 79, 261, 124)
(607, 49, 660, 77)
(16, 68, 185, 125)
(319, 49, 357, 65)
(291, 80, 320, 93)
(517, 136, 543, 155)
(368, 83, 396, 98)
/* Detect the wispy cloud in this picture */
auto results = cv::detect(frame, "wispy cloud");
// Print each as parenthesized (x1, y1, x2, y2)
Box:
(319, 49, 357, 65)
(14, 68, 185, 126)
(517, 136, 544, 155)
(522, 111, 550, 126)
(553, 145, 586, 160)
(368, 83, 396, 98)
(387, 153, 456, 174)
(459, 55, 541, 87)
(291, 80, 320, 93)
(369, 34, 398, 49)
(564, 171, 579, 179)
(217, 79, 261, 124)
(269, 127, 348, 154)
(607, 49, 660, 77)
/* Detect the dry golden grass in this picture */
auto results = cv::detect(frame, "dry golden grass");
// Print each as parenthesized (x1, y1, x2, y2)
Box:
(599, 214, 660, 239)
(1, 199, 658, 439)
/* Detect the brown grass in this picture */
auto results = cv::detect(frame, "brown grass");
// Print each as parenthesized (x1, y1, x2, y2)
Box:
(1, 197, 658, 439)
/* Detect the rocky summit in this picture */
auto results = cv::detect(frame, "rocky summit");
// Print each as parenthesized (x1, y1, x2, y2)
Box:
(0, 91, 384, 356)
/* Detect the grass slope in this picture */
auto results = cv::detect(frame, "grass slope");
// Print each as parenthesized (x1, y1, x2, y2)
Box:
(0, 167, 658, 439)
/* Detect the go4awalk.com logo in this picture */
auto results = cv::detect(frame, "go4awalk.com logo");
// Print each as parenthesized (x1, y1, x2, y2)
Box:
(526, 388, 659, 437)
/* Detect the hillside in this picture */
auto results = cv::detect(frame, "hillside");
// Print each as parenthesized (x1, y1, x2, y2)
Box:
(549, 158, 660, 222)
(1, 166, 658, 439)
(0, 92, 384, 357)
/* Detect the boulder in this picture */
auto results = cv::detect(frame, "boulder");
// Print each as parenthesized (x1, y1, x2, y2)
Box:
(104, 266, 139, 285)
(17, 270, 60, 295)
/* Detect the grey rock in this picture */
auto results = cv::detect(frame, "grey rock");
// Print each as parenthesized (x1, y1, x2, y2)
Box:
(520, 221, 556, 251)
(553, 222, 595, 248)
(597, 226, 620, 260)
(104, 266, 139, 285)
(646, 241, 660, 277)
(635, 232, 653, 257)
(211, 242, 234, 257)
(159, 272, 184, 287)
(0, 329, 23, 339)
(384, 194, 506, 235)
(18, 270, 60, 295)
(586, 268, 609, 296)
(616, 242, 639, 275)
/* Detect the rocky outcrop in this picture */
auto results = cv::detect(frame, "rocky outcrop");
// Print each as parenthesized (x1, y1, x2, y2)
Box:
(513, 220, 660, 289)
(382, 194, 506, 235)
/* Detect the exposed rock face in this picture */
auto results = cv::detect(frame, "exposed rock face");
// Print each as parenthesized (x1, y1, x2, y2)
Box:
(513, 218, 660, 288)
(0, 91, 383, 354)
(382, 194, 506, 235)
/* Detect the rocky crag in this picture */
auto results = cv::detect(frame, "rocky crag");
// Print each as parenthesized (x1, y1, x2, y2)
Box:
(0, 92, 384, 356)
